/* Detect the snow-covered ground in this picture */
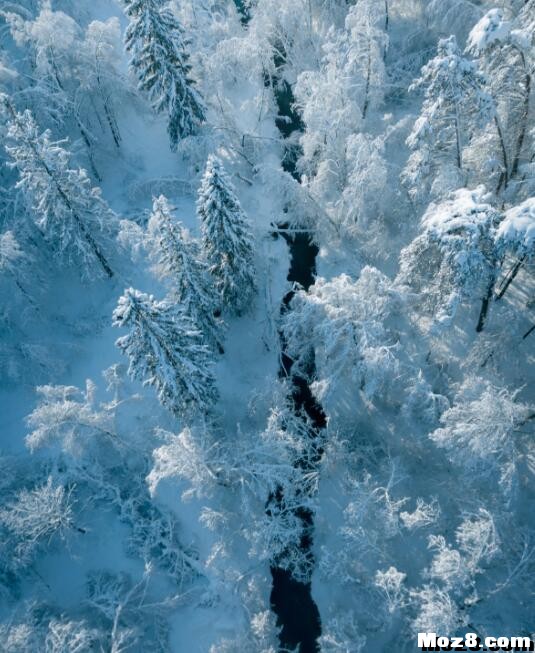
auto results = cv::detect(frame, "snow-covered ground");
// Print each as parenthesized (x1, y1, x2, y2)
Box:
(0, 1, 534, 652)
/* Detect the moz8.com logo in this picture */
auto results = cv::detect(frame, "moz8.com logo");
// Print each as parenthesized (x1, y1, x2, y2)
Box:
(418, 633, 534, 651)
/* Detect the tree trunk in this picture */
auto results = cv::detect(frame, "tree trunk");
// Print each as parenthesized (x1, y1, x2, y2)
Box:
(494, 115, 509, 193)
(454, 102, 463, 172)
(476, 272, 496, 332)
(362, 47, 371, 120)
(76, 116, 102, 182)
(495, 254, 526, 300)
(383, 0, 389, 61)
(510, 54, 530, 180)
(522, 323, 535, 340)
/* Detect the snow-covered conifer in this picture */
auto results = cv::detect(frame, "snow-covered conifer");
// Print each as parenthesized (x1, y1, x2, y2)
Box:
(2, 101, 115, 278)
(402, 36, 494, 200)
(197, 155, 256, 315)
(146, 195, 224, 352)
(113, 288, 217, 417)
(123, 0, 205, 148)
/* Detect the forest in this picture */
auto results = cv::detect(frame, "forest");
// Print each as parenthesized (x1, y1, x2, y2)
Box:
(0, 0, 534, 651)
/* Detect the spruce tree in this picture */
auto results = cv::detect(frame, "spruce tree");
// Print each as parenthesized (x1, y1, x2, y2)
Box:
(123, 0, 205, 148)
(113, 288, 217, 417)
(2, 99, 115, 278)
(197, 155, 256, 315)
(146, 195, 224, 353)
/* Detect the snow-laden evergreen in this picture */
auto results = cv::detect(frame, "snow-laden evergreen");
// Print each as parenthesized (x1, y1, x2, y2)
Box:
(113, 288, 217, 417)
(1, 98, 115, 278)
(146, 195, 224, 353)
(123, 0, 205, 148)
(197, 154, 256, 316)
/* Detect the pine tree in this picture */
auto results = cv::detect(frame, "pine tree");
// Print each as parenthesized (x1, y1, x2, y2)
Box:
(1, 98, 115, 278)
(402, 36, 494, 201)
(197, 155, 256, 315)
(123, 0, 205, 148)
(146, 195, 224, 353)
(113, 288, 217, 418)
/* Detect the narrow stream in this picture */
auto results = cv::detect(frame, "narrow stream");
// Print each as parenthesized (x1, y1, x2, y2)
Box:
(268, 63, 325, 653)
(269, 226, 325, 652)
(232, 4, 325, 648)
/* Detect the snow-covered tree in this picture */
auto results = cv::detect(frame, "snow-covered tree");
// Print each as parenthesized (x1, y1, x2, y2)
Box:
(251, 0, 325, 81)
(319, 613, 366, 653)
(43, 618, 100, 653)
(0, 609, 101, 653)
(113, 288, 217, 417)
(410, 585, 465, 634)
(397, 186, 500, 330)
(146, 195, 224, 352)
(149, 390, 320, 582)
(282, 267, 404, 407)
(423, 510, 499, 603)
(0, 230, 34, 319)
(494, 197, 535, 299)
(86, 569, 172, 652)
(197, 155, 256, 315)
(402, 36, 494, 201)
(293, 5, 389, 230)
(25, 380, 116, 455)
(467, 6, 534, 193)
(79, 17, 126, 150)
(430, 377, 532, 493)
(0, 477, 79, 569)
(25, 376, 203, 586)
(3, 5, 127, 175)
(335, 133, 388, 237)
(293, 0, 386, 197)
(343, 0, 388, 120)
(2, 100, 115, 278)
(294, 64, 362, 200)
(375, 566, 408, 614)
(123, 0, 205, 148)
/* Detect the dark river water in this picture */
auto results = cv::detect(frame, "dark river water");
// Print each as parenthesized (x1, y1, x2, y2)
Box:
(268, 60, 325, 653)
(232, 4, 324, 649)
